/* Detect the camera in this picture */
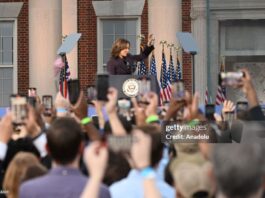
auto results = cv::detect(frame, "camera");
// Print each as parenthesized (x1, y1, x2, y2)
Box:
(172, 80, 185, 101)
(137, 77, 151, 104)
(42, 95, 53, 116)
(68, 79, 80, 105)
(10, 95, 28, 126)
(87, 85, 97, 104)
(96, 75, 109, 101)
(219, 72, 244, 86)
(205, 104, 215, 121)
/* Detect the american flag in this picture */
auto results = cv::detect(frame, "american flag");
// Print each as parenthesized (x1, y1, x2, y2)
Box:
(215, 60, 226, 105)
(160, 50, 172, 103)
(176, 56, 182, 80)
(150, 52, 157, 76)
(59, 55, 71, 98)
(138, 60, 147, 75)
(168, 53, 177, 83)
(138, 46, 148, 75)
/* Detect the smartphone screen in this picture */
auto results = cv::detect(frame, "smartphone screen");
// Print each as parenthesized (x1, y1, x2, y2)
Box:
(28, 88, 37, 97)
(205, 104, 215, 121)
(219, 72, 244, 86)
(68, 79, 80, 105)
(137, 77, 151, 104)
(87, 85, 97, 104)
(172, 80, 185, 101)
(42, 95, 53, 116)
(10, 95, 28, 125)
(236, 102, 248, 112)
(96, 75, 109, 101)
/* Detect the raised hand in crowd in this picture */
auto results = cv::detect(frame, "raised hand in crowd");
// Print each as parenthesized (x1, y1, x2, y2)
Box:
(105, 87, 127, 136)
(72, 91, 87, 121)
(92, 100, 105, 130)
(132, 92, 159, 126)
(24, 105, 43, 139)
(164, 96, 186, 121)
(72, 91, 100, 141)
(144, 92, 159, 117)
(131, 128, 162, 198)
(81, 141, 108, 198)
(237, 69, 258, 108)
(183, 92, 206, 121)
(131, 97, 146, 126)
(0, 112, 13, 144)
(54, 92, 71, 117)
(222, 100, 235, 115)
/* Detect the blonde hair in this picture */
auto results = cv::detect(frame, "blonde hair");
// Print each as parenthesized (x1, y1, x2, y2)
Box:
(111, 38, 130, 58)
(3, 152, 42, 198)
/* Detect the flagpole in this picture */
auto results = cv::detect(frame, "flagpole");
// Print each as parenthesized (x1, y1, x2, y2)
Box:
(175, 46, 181, 80)
(167, 43, 174, 83)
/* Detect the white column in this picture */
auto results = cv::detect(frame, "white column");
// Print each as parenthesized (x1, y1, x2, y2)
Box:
(62, 0, 78, 78)
(148, 0, 182, 78)
(29, 0, 62, 97)
(191, 0, 207, 104)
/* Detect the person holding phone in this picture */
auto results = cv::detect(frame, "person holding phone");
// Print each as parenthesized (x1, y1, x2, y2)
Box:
(107, 35, 155, 75)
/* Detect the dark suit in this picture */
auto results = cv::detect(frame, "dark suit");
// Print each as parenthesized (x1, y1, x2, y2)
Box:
(19, 166, 111, 198)
(107, 45, 154, 75)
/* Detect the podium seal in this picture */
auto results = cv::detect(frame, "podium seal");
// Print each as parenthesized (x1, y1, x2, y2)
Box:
(122, 78, 139, 97)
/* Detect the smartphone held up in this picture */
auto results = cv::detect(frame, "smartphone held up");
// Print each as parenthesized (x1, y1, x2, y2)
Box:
(10, 95, 28, 126)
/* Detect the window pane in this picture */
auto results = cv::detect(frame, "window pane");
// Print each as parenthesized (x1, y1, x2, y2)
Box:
(126, 35, 136, 49)
(3, 94, 10, 107)
(103, 35, 114, 49)
(3, 37, 13, 51)
(103, 21, 114, 34)
(3, 79, 12, 93)
(0, 21, 14, 66)
(224, 20, 265, 51)
(103, 49, 111, 64)
(126, 20, 137, 35)
(3, 51, 12, 65)
(0, 22, 13, 36)
(115, 21, 126, 34)
(101, 19, 138, 71)
(0, 68, 13, 107)
(3, 68, 12, 78)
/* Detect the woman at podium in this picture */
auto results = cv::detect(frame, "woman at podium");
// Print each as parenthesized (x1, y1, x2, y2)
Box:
(107, 35, 154, 75)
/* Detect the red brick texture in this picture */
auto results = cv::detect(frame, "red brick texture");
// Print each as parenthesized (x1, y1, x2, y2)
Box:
(182, 0, 192, 93)
(77, 0, 149, 91)
(0, 0, 29, 95)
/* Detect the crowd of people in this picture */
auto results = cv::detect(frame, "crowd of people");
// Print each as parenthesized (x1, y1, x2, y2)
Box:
(0, 68, 264, 198)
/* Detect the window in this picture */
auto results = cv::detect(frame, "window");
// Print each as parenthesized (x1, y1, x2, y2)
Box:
(98, 18, 140, 73)
(220, 20, 265, 103)
(0, 20, 16, 107)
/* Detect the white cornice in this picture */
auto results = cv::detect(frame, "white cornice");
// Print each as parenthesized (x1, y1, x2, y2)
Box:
(92, 0, 145, 16)
(0, 2, 23, 18)
(210, 0, 265, 10)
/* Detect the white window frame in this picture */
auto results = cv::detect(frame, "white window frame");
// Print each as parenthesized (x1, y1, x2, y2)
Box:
(220, 20, 265, 57)
(97, 16, 141, 73)
(0, 18, 18, 93)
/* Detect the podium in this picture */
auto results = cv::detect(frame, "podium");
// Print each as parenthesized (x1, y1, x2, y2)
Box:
(109, 75, 160, 100)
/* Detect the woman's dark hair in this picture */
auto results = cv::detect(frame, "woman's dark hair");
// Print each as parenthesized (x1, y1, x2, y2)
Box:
(111, 38, 130, 58)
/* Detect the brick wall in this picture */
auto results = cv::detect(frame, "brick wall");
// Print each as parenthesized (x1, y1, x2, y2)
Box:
(182, 0, 192, 93)
(78, 0, 149, 91)
(0, 0, 29, 95)
(77, 0, 97, 91)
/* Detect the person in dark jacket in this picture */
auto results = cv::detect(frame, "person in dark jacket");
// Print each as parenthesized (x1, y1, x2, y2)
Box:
(107, 35, 155, 75)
